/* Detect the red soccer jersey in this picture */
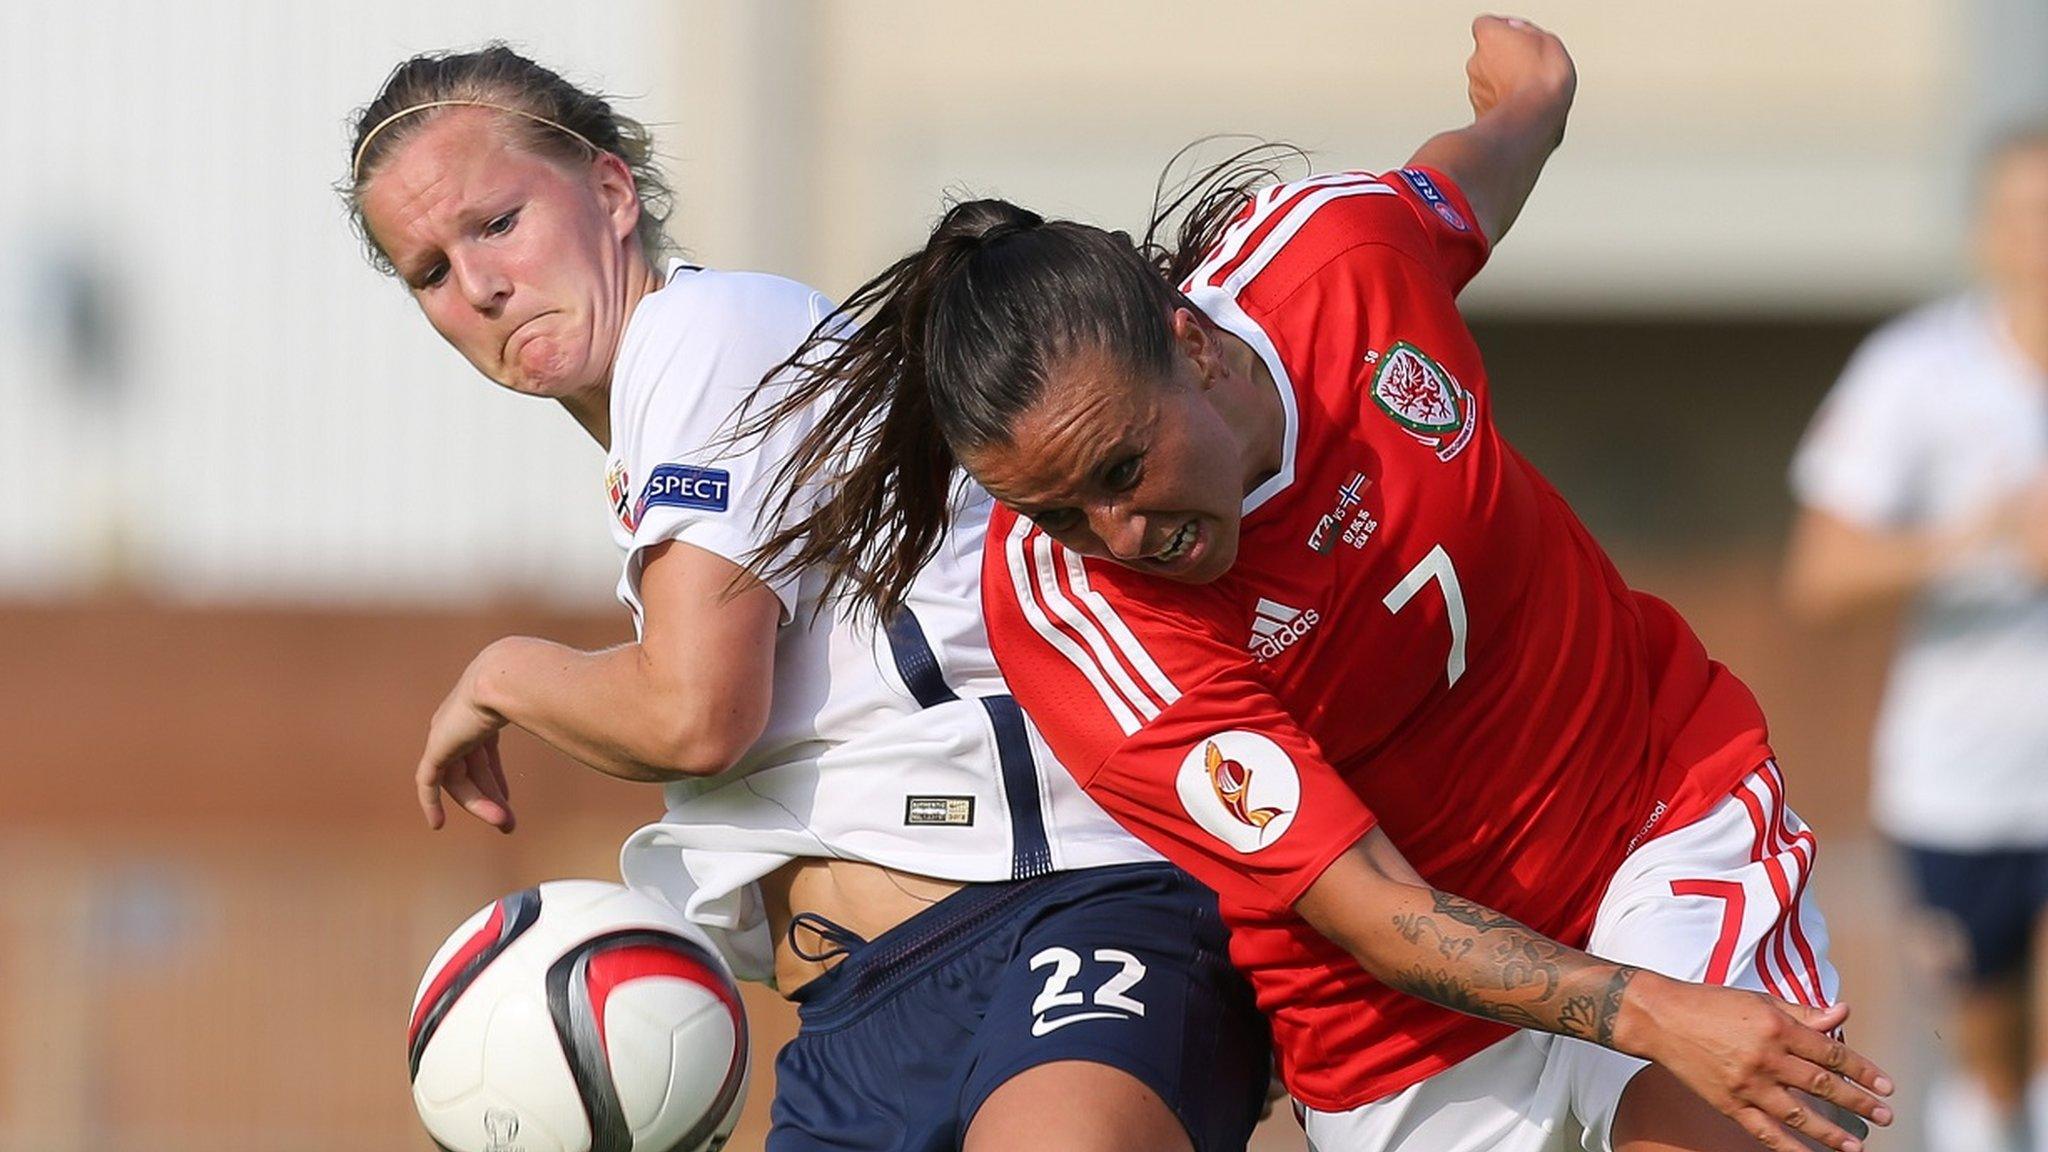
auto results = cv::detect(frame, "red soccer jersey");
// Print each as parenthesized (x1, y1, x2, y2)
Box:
(980, 168, 1772, 1108)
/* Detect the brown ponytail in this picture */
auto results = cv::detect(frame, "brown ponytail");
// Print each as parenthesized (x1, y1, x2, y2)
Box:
(742, 142, 1308, 620)
(1140, 139, 1311, 286)
(737, 199, 1047, 621)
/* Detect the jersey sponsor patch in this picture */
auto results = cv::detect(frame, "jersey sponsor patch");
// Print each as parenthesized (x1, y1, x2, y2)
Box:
(605, 459, 636, 531)
(637, 463, 732, 516)
(1249, 598, 1321, 662)
(1175, 732, 1299, 854)
(1396, 167, 1469, 232)
(904, 795, 976, 826)
(1369, 342, 1477, 462)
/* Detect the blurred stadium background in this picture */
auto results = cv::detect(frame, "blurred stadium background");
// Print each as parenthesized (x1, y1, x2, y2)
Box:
(2, 1, 2043, 1148)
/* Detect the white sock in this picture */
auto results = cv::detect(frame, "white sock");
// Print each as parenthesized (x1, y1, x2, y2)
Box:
(1928, 1073, 2018, 1152)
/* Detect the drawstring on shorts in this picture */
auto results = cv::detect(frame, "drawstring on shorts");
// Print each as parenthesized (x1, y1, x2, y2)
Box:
(789, 910, 869, 964)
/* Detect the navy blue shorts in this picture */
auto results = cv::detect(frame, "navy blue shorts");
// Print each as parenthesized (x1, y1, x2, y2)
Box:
(766, 862, 1270, 1152)
(1901, 843, 2048, 980)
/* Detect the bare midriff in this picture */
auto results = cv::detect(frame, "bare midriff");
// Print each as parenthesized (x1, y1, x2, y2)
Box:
(760, 858, 969, 996)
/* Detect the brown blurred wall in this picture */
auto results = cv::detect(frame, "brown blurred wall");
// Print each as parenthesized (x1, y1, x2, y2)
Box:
(0, 315, 1928, 1151)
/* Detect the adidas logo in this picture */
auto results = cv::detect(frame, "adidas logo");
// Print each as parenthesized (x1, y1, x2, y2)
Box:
(1249, 598, 1320, 662)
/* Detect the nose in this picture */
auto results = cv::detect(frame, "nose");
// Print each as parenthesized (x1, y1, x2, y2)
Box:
(1087, 504, 1151, 561)
(451, 250, 510, 314)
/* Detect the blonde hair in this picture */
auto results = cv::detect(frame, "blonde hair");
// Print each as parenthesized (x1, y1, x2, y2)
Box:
(341, 44, 675, 275)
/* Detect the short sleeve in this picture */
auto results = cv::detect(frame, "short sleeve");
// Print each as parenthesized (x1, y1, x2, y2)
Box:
(1382, 166, 1491, 292)
(1183, 169, 1488, 322)
(614, 273, 834, 620)
(982, 515, 1378, 908)
(1789, 325, 1928, 528)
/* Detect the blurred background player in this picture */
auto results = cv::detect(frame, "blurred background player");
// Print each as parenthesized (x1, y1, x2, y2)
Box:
(343, 45, 1269, 1152)
(1785, 123, 2048, 1152)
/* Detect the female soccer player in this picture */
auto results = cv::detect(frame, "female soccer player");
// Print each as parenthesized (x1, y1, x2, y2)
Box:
(745, 16, 1893, 1152)
(343, 46, 1269, 1152)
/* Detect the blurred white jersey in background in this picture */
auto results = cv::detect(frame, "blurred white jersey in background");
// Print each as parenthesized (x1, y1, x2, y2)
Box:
(1792, 294, 2048, 849)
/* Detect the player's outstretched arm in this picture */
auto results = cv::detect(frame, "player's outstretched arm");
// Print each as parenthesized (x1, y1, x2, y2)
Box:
(1296, 831, 1895, 1152)
(413, 539, 781, 831)
(1405, 14, 1575, 246)
(1783, 480, 2048, 621)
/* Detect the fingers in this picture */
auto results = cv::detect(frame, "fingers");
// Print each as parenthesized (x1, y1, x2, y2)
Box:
(1750, 1084, 1870, 1152)
(1792, 1066, 1893, 1130)
(442, 766, 512, 831)
(1801, 1093, 1871, 1143)
(1783, 1010, 1894, 1098)
(1728, 1097, 1849, 1152)
(1786, 998, 1852, 1034)
(415, 760, 446, 830)
(478, 743, 515, 833)
(444, 747, 514, 832)
(486, 741, 511, 804)
(1741, 1010, 1892, 1152)
(467, 743, 509, 808)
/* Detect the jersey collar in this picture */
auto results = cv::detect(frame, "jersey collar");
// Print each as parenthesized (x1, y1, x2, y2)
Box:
(1187, 285, 1299, 516)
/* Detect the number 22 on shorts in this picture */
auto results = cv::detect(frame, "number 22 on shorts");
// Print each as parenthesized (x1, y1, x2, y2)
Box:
(1027, 947, 1148, 1036)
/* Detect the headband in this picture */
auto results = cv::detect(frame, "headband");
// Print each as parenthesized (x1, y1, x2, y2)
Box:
(351, 99, 601, 183)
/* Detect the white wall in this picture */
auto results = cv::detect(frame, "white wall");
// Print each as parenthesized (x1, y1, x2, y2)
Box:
(0, 0, 681, 603)
(0, 0, 2038, 602)
(679, 0, 1983, 314)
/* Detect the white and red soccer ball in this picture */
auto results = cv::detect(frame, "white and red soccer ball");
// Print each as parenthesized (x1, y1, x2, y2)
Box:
(408, 880, 749, 1152)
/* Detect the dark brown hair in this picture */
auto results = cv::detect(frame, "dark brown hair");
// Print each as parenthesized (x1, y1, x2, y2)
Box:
(341, 43, 674, 275)
(739, 142, 1308, 619)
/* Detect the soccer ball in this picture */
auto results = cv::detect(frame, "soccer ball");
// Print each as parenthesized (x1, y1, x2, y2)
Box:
(407, 879, 749, 1152)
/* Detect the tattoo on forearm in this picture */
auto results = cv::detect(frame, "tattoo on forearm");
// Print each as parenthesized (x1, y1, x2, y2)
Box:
(1552, 967, 1637, 1044)
(1557, 993, 1599, 1037)
(1392, 965, 1548, 1031)
(1429, 891, 1521, 931)
(1382, 888, 1642, 1048)
(1392, 912, 1475, 961)
(1592, 965, 1635, 1046)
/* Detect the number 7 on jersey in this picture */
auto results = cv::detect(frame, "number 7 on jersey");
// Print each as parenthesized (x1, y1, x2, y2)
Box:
(1383, 544, 1467, 688)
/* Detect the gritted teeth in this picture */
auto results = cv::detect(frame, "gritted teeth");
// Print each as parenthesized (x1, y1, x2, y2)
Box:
(1156, 521, 1194, 562)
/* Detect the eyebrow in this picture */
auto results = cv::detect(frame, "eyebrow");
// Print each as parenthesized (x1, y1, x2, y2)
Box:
(392, 246, 444, 284)
(993, 442, 1148, 518)
(1004, 496, 1068, 520)
(388, 192, 519, 282)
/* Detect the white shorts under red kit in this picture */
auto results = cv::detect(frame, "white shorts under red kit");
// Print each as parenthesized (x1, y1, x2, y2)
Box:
(1300, 763, 1836, 1151)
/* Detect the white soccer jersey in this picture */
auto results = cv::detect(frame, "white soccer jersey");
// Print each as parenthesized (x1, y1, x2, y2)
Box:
(1791, 294, 2048, 848)
(604, 265, 1156, 981)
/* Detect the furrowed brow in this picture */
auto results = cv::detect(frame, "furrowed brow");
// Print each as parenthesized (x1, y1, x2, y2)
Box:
(392, 245, 441, 280)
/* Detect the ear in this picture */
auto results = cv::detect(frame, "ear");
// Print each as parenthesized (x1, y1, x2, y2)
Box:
(591, 151, 642, 242)
(1170, 307, 1220, 387)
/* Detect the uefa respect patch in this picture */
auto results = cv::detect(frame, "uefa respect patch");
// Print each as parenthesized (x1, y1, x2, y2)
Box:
(638, 463, 731, 515)
(1396, 167, 1469, 232)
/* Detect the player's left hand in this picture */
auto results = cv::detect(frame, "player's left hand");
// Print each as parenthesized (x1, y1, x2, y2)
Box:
(1627, 977, 1893, 1152)
(416, 650, 516, 833)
